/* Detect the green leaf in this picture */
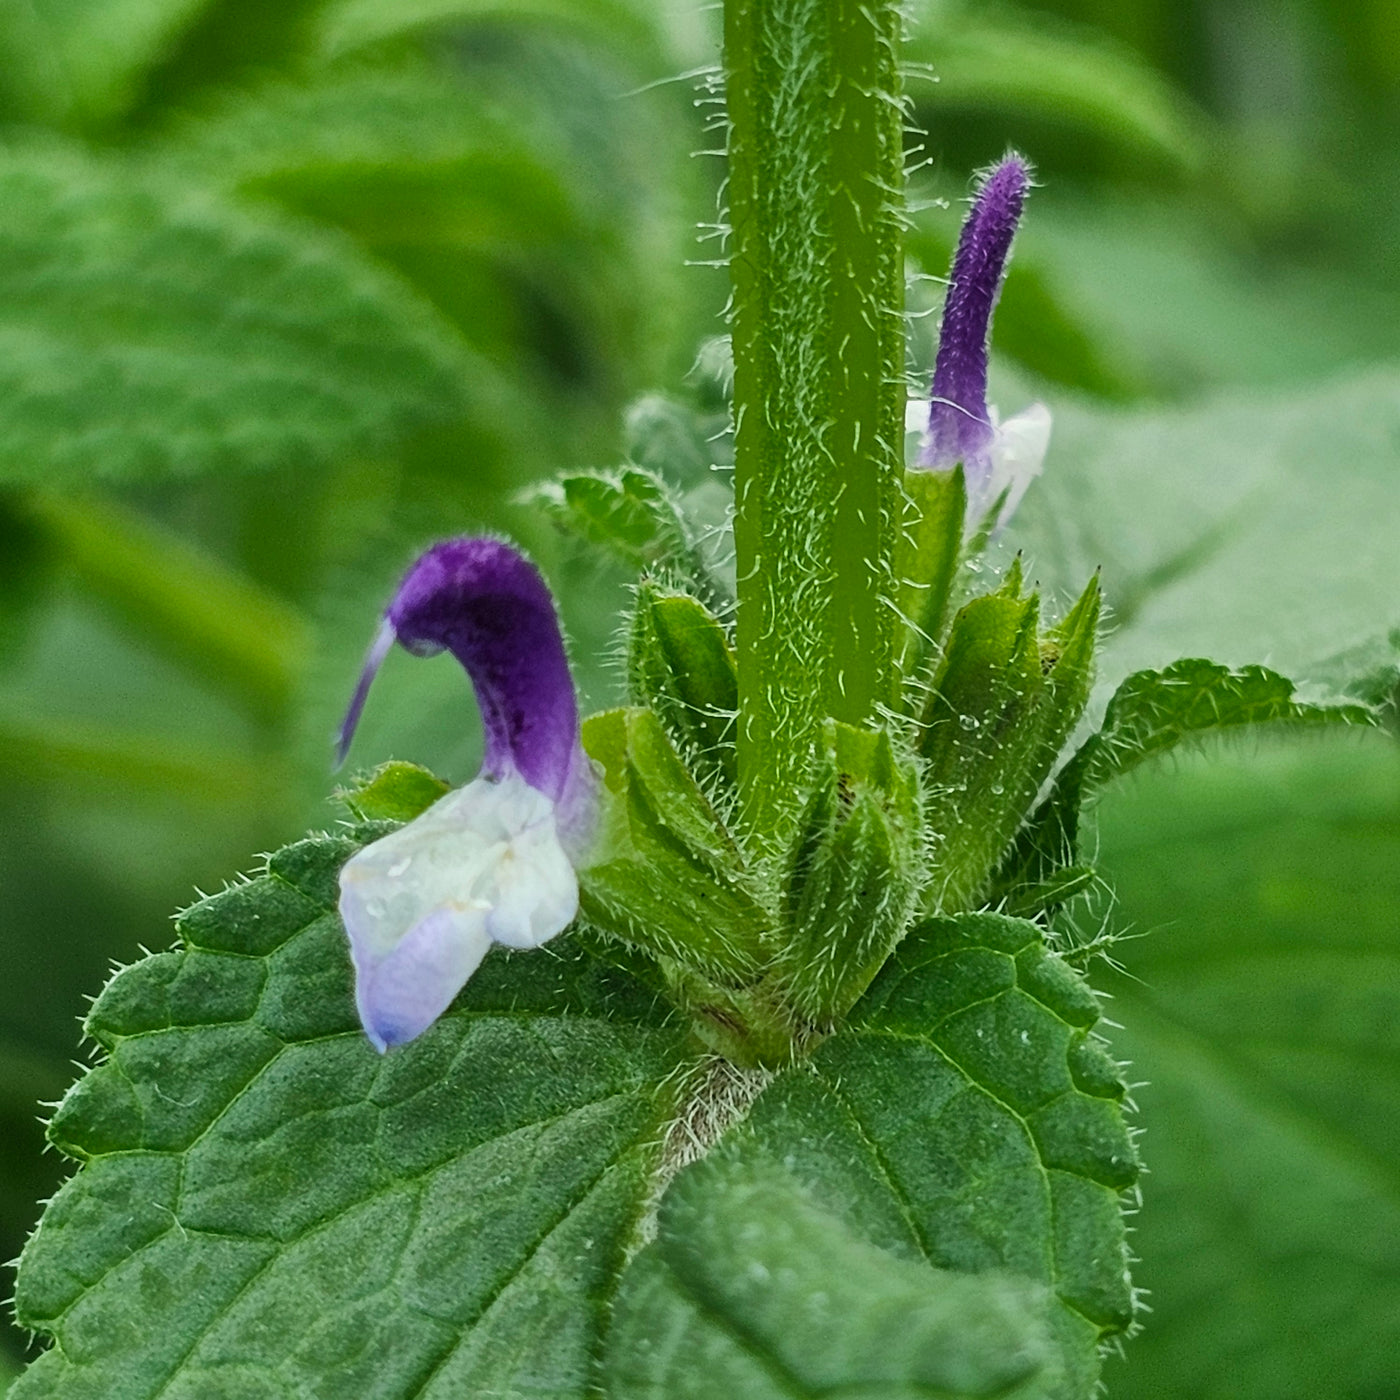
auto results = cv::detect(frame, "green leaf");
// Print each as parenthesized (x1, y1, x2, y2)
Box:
(317, 0, 683, 68)
(1077, 657, 1377, 792)
(337, 760, 449, 824)
(0, 0, 208, 129)
(12, 829, 688, 1399)
(607, 1153, 1060, 1399)
(646, 912, 1139, 1399)
(1009, 369, 1400, 693)
(778, 722, 922, 1022)
(1092, 731, 1400, 1400)
(0, 142, 473, 484)
(993, 659, 1378, 915)
(536, 470, 708, 590)
(895, 465, 966, 675)
(904, 8, 1209, 174)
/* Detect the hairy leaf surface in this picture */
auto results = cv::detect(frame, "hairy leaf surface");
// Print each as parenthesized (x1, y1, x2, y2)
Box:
(0, 143, 472, 484)
(1096, 731, 1400, 1400)
(12, 829, 688, 1399)
(607, 1154, 1061, 1399)
(609, 912, 1139, 1400)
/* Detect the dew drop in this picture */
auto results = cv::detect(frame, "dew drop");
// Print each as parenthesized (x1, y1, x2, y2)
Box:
(959, 713, 979, 731)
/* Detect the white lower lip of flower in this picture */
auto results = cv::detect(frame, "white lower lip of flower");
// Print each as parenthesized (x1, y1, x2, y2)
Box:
(339, 772, 579, 1051)
(984, 401, 1051, 527)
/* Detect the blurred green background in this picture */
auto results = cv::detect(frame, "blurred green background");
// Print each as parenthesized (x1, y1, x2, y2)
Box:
(0, 0, 1396, 1393)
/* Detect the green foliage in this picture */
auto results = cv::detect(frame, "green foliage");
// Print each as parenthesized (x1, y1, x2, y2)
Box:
(537, 470, 709, 592)
(904, 3, 1209, 174)
(0, 143, 471, 486)
(338, 760, 450, 823)
(12, 818, 1136, 1398)
(607, 1155, 1060, 1399)
(619, 912, 1139, 1400)
(1012, 370, 1400, 688)
(1096, 733, 1400, 1400)
(777, 722, 922, 1022)
(895, 465, 967, 672)
(994, 659, 1379, 917)
(12, 829, 687, 1400)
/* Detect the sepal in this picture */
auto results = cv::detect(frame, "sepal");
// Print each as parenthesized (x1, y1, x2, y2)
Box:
(920, 570, 1100, 911)
(776, 721, 923, 1023)
(896, 465, 966, 681)
(626, 583, 738, 796)
(577, 707, 769, 985)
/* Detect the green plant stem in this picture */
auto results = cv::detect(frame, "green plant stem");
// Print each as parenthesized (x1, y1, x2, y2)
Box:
(726, 0, 905, 850)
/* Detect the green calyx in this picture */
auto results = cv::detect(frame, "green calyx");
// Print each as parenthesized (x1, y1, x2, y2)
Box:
(575, 569, 1102, 1067)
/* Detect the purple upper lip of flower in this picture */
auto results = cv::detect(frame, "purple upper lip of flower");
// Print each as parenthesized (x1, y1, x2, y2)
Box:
(337, 537, 586, 810)
(920, 155, 1030, 471)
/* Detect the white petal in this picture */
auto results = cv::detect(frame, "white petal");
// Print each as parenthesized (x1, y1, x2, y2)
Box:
(338, 772, 579, 1049)
(987, 402, 1051, 528)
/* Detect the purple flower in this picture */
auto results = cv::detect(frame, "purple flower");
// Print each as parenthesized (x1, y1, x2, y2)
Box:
(336, 538, 595, 1052)
(917, 154, 1050, 528)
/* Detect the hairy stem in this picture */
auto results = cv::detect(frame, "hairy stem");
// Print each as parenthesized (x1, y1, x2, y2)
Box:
(726, 0, 905, 849)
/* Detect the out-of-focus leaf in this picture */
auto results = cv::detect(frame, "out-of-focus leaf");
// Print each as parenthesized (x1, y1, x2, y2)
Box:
(904, 7, 1209, 174)
(27, 494, 307, 723)
(317, 0, 695, 70)
(162, 53, 689, 405)
(1010, 368, 1400, 696)
(0, 0, 208, 129)
(123, 0, 335, 125)
(1093, 731, 1400, 1400)
(0, 142, 474, 485)
(12, 829, 688, 1399)
(1018, 200, 1400, 397)
(607, 1154, 1059, 1400)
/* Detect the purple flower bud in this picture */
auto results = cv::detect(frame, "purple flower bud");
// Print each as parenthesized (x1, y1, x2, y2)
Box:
(336, 537, 595, 1051)
(918, 155, 1050, 528)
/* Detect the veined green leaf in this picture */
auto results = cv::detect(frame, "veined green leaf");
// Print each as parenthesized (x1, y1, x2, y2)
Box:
(627, 911, 1138, 1400)
(1079, 657, 1376, 791)
(607, 1154, 1059, 1400)
(537, 470, 702, 581)
(993, 659, 1378, 915)
(11, 828, 689, 1400)
(1009, 369, 1400, 693)
(1096, 732, 1400, 1400)
(0, 142, 473, 485)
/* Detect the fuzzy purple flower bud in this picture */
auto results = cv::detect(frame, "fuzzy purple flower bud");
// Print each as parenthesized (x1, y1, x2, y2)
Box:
(918, 155, 1050, 528)
(336, 538, 595, 1052)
